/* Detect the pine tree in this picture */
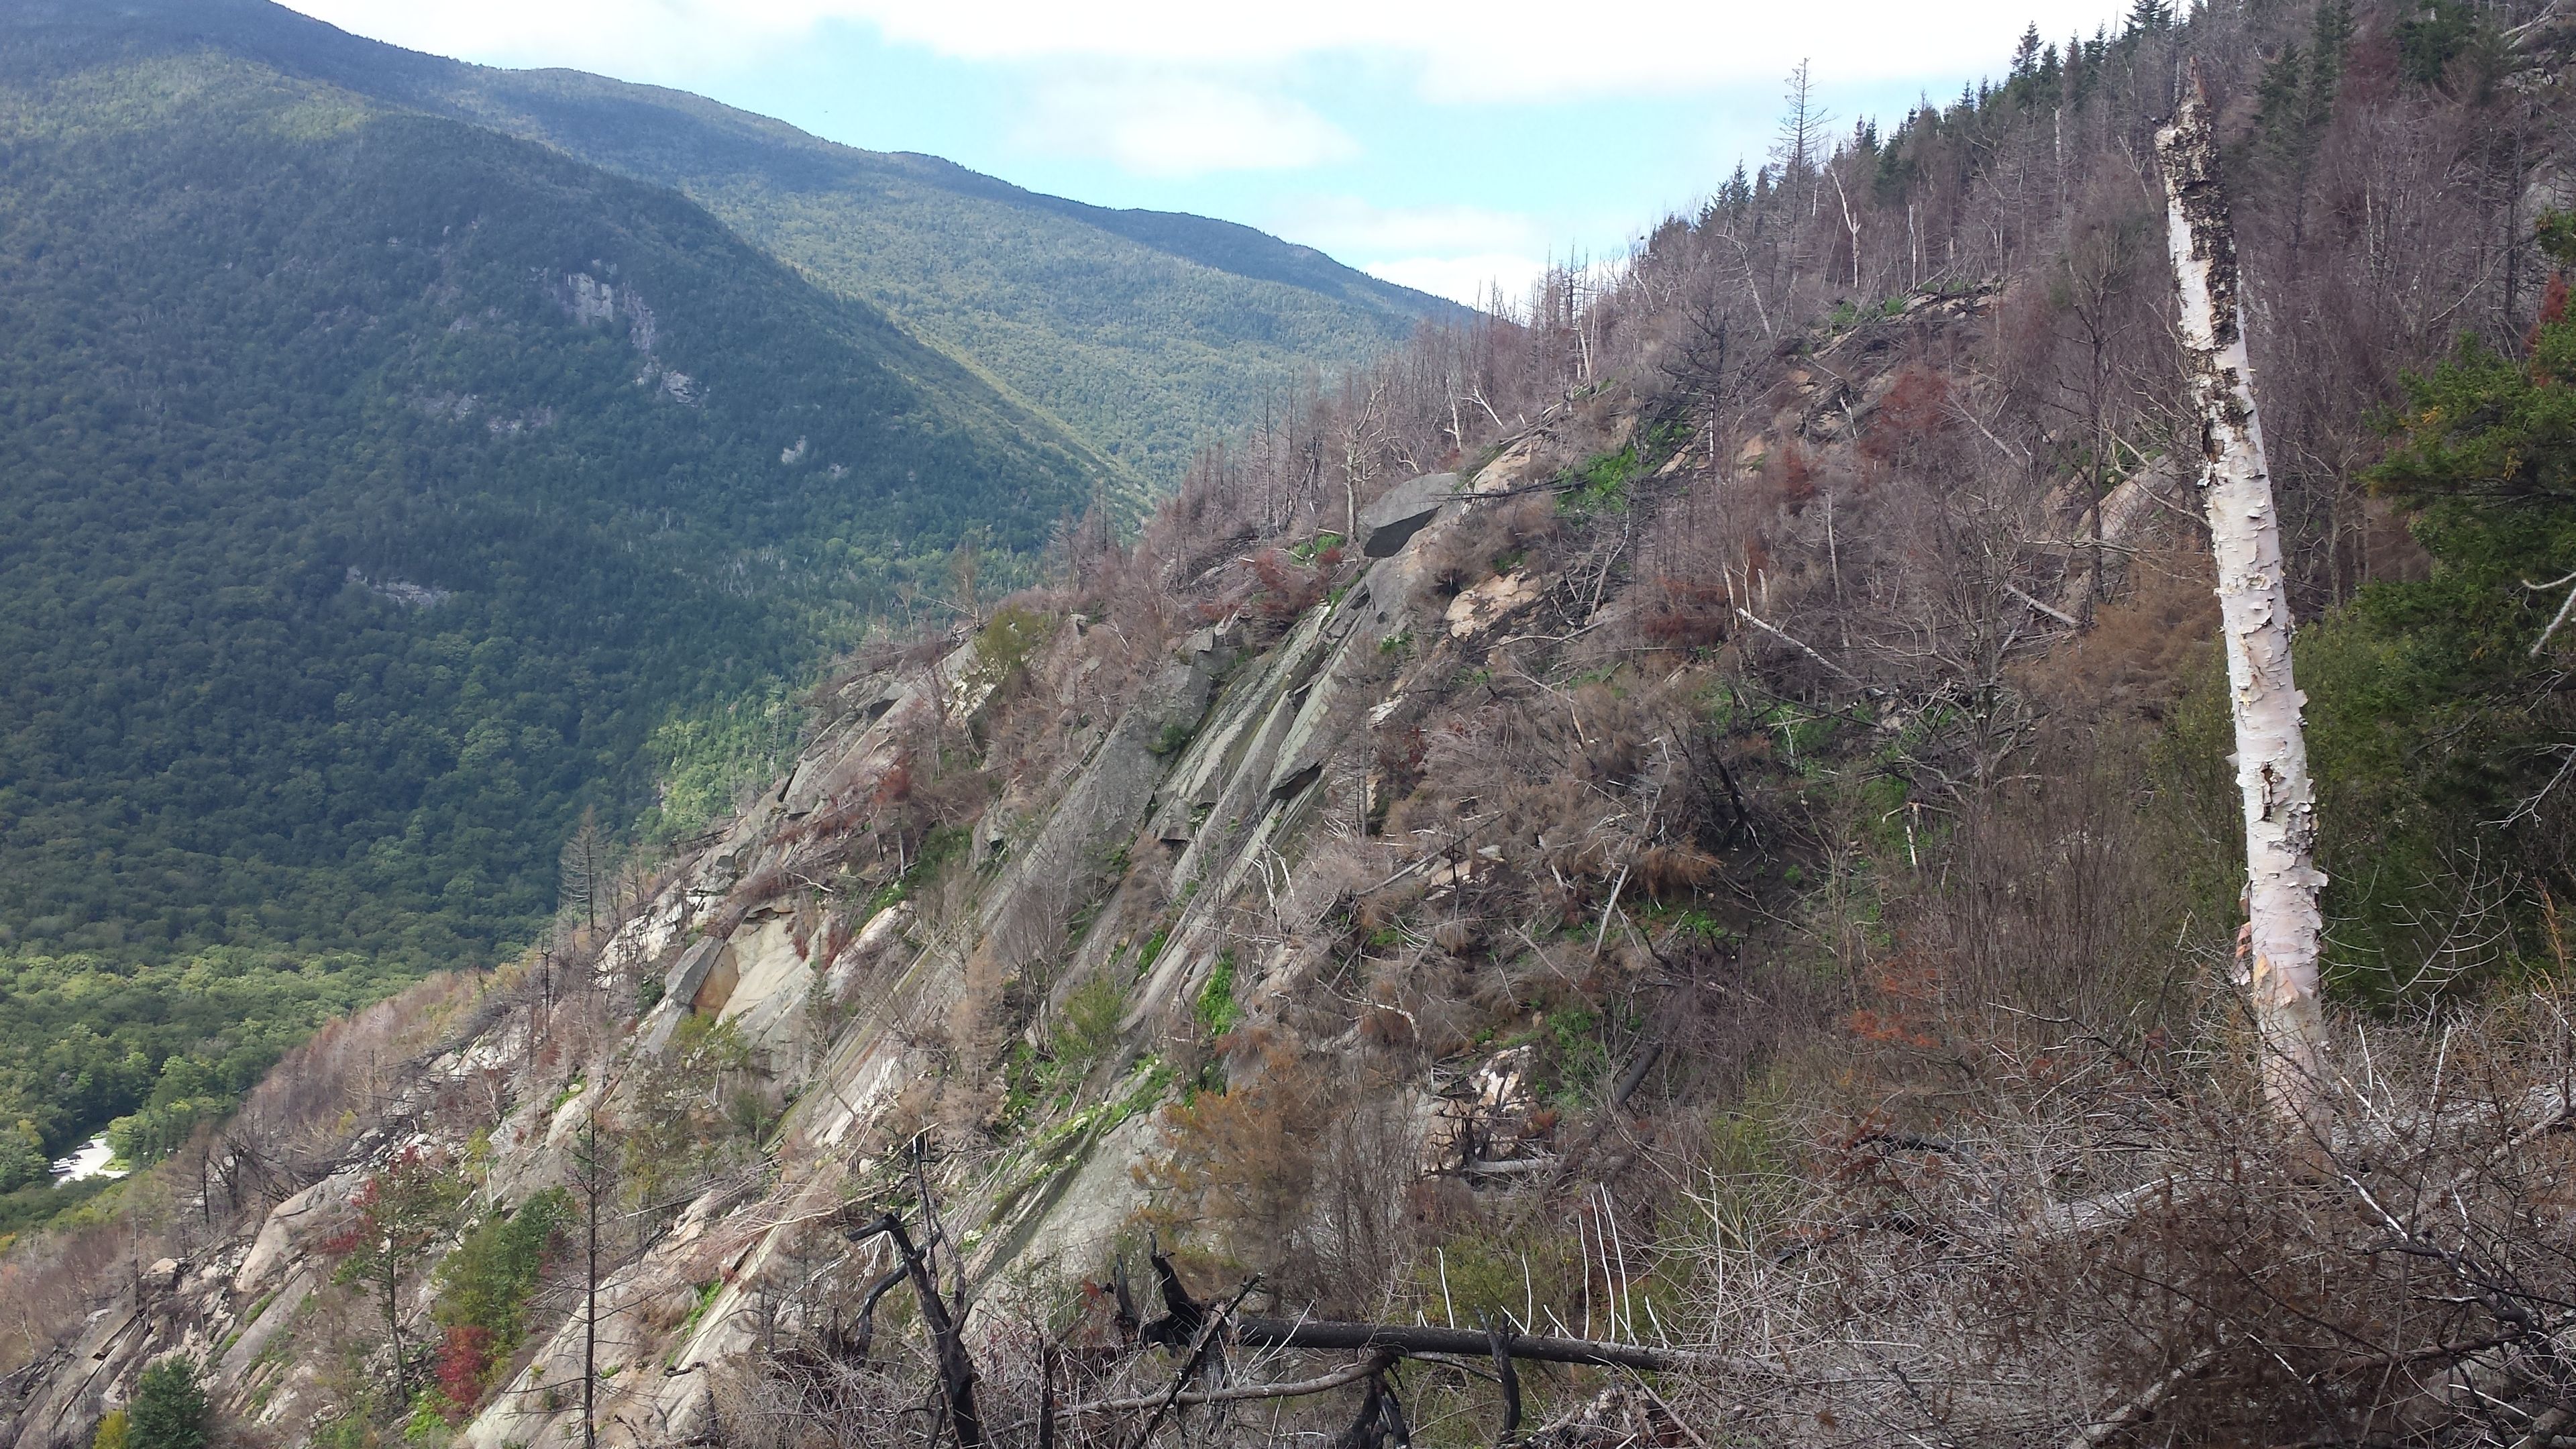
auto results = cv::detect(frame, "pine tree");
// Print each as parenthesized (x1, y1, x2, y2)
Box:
(1721, 161, 1752, 211)
(2255, 42, 2307, 143)
(2125, 0, 2173, 37)
(2303, 0, 2353, 127)
(125, 1360, 206, 1449)
(2257, 3, 2355, 246)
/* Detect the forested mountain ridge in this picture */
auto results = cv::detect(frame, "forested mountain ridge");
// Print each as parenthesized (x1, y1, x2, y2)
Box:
(0, 0, 1464, 484)
(0, 34, 1110, 1157)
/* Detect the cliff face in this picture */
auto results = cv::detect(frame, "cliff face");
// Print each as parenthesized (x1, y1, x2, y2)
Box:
(0, 388, 1705, 1446)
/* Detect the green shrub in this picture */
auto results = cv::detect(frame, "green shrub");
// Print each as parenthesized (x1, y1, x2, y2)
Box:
(1195, 953, 1240, 1037)
(1057, 975, 1128, 1074)
(1148, 721, 1196, 758)
(433, 1190, 570, 1354)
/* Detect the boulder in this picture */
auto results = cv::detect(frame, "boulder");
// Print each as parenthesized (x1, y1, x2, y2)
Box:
(1357, 472, 1460, 557)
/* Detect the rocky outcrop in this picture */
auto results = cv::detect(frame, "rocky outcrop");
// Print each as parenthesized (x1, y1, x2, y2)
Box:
(1, 436, 1670, 1449)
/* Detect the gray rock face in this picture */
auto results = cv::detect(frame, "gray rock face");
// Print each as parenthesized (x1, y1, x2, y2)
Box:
(1358, 471, 1460, 556)
(662, 938, 731, 1012)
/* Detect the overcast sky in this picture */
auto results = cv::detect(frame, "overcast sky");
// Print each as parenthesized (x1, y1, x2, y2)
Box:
(280, 0, 2137, 307)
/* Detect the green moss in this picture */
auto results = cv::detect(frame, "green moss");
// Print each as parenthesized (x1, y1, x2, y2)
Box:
(1134, 929, 1169, 979)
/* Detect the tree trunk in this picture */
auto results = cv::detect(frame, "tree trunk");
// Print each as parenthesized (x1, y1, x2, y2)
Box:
(2157, 66, 2329, 1132)
(582, 1120, 600, 1449)
(384, 1260, 407, 1399)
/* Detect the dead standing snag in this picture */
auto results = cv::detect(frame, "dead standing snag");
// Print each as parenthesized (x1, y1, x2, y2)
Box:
(843, 1213, 984, 1449)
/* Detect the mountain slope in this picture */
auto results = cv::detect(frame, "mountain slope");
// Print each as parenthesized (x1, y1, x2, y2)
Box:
(1, 0, 1466, 484)
(0, 39, 1106, 985)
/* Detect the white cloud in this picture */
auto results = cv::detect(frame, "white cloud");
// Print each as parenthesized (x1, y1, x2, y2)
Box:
(1265, 199, 1551, 307)
(1016, 77, 1356, 176)
(287, 0, 2133, 102)
(1364, 252, 1548, 309)
(1270, 197, 1542, 258)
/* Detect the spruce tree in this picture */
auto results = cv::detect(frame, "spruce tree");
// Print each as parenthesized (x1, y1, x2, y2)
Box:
(125, 1360, 206, 1449)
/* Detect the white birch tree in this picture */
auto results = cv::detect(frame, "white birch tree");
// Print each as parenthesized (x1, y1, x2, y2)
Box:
(2157, 68, 2330, 1131)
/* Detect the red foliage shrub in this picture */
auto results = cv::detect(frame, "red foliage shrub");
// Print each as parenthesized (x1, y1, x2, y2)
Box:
(1248, 548, 1326, 621)
(434, 1323, 496, 1419)
(1770, 441, 1817, 509)
(1637, 578, 1732, 647)
(871, 755, 914, 806)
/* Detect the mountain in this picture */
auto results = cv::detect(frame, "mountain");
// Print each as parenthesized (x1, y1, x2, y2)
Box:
(0, 0, 1456, 1172)
(0, 28, 1109, 991)
(5, 1, 2576, 1444)
(3, 0, 1466, 484)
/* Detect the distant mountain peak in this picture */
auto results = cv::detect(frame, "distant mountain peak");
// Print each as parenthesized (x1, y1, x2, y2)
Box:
(0, 0, 1463, 482)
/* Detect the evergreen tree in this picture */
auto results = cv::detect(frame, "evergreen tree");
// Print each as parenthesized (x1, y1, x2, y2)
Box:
(2288, 214, 2576, 992)
(1719, 162, 1752, 211)
(323, 1149, 466, 1397)
(2125, 0, 2173, 37)
(125, 1360, 206, 1449)
(2396, 0, 2479, 87)
(2256, 4, 2355, 244)
(2256, 41, 2308, 144)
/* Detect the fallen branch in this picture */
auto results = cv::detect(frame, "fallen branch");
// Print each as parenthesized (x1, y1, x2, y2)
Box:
(2526, 570, 2576, 657)
(1065, 1351, 1396, 1415)
(1122, 1277, 1260, 1449)
(2063, 1346, 2218, 1449)
(2004, 582, 2081, 629)
(1733, 608, 1865, 689)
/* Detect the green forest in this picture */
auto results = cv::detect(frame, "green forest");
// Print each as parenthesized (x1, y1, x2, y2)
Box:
(0, 42, 1107, 1158)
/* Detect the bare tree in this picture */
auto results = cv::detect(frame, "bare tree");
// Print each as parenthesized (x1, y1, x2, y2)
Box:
(559, 806, 616, 936)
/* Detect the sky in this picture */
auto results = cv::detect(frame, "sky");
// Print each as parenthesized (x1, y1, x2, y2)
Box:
(278, 0, 2139, 309)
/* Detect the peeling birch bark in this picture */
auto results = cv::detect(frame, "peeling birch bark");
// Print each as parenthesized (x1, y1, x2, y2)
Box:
(2156, 69, 2330, 1132)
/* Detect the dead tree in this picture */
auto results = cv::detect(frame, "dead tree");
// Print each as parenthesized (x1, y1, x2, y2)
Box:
(843, 1211, 983, 1449)
(2157, 64, 2328, 1132)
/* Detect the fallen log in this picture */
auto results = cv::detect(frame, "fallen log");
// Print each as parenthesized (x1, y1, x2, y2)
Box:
(1232, 1317, 1691, 1373)
(1065, 1352, 1397, 1415)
